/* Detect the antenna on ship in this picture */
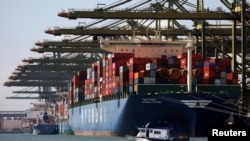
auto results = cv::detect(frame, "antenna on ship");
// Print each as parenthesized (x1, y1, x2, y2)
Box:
(186, 35, 195, 93)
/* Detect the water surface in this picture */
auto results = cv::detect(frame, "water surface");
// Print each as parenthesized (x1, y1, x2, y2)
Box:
(0, 133, 208, 141)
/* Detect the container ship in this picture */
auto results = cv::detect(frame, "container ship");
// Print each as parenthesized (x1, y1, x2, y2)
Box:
(60, 37, 242, 137)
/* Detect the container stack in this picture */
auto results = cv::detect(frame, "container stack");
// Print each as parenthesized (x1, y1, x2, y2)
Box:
(68, 70, 87, 104)
(67, 52, 239, 104)
(178, 52, 238, 85)
(81, 53, 135, 101)
(203, 58, 237, 85)
(57, 99, 68, 119)
(84, 67, 93, 100)
(127, 57, 151, 93)
(119, 65, 129, 94)
(179, 53, 203, 69)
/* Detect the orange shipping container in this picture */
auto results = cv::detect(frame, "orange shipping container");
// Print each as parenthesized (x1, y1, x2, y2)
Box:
(134, 72, 139, 79)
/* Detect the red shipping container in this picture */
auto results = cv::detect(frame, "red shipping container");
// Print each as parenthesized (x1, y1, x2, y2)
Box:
(203, 78, 214, 84)
(108, 82, 112, 89)
(226, 72, 238, 79)
(180, 69, 187, 78)
(179, 77, 186, 84)
(230, 79, 238, 84)
(220, 66, 226, 71)
(214, 71, 221, 79)
(111, 53, 120, 59)
(157, 68, 169, 78)
(209, 58, 220, 64)
(195, 53, 202, 60)
(129, 78, 134, 85)
(169, 68, 180, 79)
(180, 65, 187, 69)
(129, 57, 146, 65)
(220, 59, 231, 66)
(176, 53, 187, 59)
(204, 71, 215, 79)
(112, 81, 117, 89)
(129, 71, 134, 79)
(180, 58, 187, 68)
(203, 65, 215, 71)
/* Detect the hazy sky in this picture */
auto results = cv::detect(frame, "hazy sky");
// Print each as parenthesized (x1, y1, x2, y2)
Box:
(0, 0, 106, 111)
(0, 0, 228, 111)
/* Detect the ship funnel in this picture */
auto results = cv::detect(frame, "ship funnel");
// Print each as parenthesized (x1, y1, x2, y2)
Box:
(186, 36, 195, 93)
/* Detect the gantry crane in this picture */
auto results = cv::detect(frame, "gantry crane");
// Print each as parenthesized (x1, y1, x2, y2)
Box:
(3, 0, 250, 109)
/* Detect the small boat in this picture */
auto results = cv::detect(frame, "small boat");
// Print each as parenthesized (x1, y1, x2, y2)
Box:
(32, 111, 59, 135)
(33, 124, 59, 135)
(126, 121, 189, 141)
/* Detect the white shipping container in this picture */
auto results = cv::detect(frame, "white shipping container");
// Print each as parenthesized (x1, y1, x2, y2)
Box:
(149, 77, 156, 84)
(94, 87, 98, 93)
(119, 66, 128, 73)
(144, 77, 150, 84)
(87, 73, 92, 79)
(87, 68, 92, 74)
(92, 71, 97, 77)
(145, 63, 155, 70)
(144, 77, 156, 84)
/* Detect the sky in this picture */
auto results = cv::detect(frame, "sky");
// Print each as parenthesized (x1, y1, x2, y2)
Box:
(0, 0, 106, 111)
(0, 0, 229, 111)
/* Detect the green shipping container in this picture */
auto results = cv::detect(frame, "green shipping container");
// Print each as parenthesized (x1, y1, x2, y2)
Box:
(135, 84, 187, 94)
(135, 84, 241, 96)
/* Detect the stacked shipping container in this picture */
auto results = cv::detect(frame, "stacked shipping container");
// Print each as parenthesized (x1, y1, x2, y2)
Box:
(57, 100, 68, 120)
(68, 71, 87, 104)
(67, 52, 238, 105)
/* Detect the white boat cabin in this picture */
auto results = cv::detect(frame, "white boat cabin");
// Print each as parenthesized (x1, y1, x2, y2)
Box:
(136, 127, 172, 140)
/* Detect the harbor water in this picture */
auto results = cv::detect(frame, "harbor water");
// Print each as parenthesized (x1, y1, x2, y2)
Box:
(0, 133, 207, 141)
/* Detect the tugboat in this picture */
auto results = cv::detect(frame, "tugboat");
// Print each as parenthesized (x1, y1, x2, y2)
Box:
(126, 121, 189, 141)
(32, 111, 59, 135)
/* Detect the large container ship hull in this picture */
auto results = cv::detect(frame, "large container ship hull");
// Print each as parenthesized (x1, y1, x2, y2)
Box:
(68, 92, 239, 137)
(66, 39, 242, 137)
